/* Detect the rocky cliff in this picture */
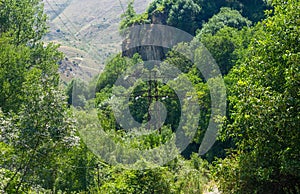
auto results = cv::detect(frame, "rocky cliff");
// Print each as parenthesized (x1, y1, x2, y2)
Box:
(121, 12, 170, 61)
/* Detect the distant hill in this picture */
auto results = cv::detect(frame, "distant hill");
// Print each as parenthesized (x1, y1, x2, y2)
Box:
(43, 0, 152, 82)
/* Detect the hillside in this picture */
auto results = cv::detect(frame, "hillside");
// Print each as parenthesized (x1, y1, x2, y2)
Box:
(43, 0, 152, 81)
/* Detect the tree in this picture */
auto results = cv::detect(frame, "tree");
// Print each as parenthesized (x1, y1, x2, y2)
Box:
(0, 38, 61, 113)
(0, 0, 48, 45)
(226, 0, 270, 22)
(0, 0, 80, 192)
(0, 74, 79, 192)
(198, 26, 253, 75)
(96, 54, 142, 92)
(120, 0, 137, 31)
(66, 78, 89, 107)
(216, 0, 300, 192)
(197, 7, 252, 37)
(0, 0, 61, 113)
(166, 0, 201, 35)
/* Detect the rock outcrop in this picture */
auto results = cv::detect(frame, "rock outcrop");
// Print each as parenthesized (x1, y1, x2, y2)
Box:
(121, 12, 170, 61)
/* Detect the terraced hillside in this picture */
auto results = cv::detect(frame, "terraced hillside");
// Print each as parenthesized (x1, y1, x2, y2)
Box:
(43, 0, 152, 81)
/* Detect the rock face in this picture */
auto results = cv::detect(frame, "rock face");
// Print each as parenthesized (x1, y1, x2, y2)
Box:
(122, 39, 168, 61)
(121, 27, 167, 61)
(122, 12, 170, 61)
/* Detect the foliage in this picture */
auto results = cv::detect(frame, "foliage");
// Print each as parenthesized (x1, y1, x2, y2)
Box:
(0, 73, 79, 192)
(0, 0, 48, 45)
(225, 0, 271, 22)
(0, 0, 81, 193)
(66, 78, 97, 108)
(166, 0, 201, 35)
(215, 0, 300, 193)
(96, 53, 142, 92)
(0, 38, 61, 113)
(1, 0, 298, 193)
(91, 155, 210, 194)
(98, 167, 172, 193)
(197, 7, 252, 37)
(198, 26, 254, 75)
(145, 0, 267, 35)
(120, 0, 150, 32)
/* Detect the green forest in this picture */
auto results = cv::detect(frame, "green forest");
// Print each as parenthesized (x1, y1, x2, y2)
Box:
(0, 0, 299, 193)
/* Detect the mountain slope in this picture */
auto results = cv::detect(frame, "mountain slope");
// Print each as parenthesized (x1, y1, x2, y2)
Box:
(43, 0, 152, 81)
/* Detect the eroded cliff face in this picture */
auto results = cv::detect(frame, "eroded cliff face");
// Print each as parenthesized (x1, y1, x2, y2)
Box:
(122, 39, 168, 61)
(121, 13, 170, 61)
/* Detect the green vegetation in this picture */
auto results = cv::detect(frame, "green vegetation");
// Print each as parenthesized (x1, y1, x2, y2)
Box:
(120, 1, 150, 32)
(1, 0, 299, 193)
(216, 1, 300, 192)
(121, 0, 269, 35)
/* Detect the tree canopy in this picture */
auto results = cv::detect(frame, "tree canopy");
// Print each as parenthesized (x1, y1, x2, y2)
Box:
(0, 0, 299, 193)
(215, 0, 300, 192)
